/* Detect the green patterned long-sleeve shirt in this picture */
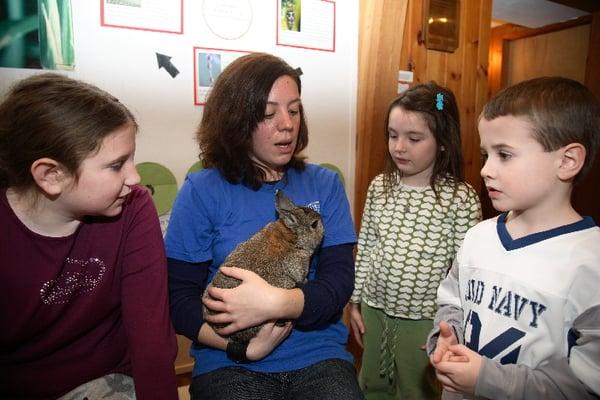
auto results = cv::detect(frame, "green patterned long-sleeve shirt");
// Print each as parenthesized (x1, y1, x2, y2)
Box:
(351, 174, 481, 319)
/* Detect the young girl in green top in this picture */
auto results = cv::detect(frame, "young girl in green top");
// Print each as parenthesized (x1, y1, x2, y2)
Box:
(349, 82, 481, 399)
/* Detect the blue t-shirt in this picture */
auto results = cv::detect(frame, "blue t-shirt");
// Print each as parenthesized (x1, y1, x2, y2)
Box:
(165, 164, 357, 375)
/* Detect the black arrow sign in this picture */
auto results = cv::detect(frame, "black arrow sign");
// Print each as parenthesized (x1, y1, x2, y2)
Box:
(156, 53, 179, 78)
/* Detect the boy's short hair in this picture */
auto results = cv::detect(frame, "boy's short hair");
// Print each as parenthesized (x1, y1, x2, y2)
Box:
(481, 76, 600, 181)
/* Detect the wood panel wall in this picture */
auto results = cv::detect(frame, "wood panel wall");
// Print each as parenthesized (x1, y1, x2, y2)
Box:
(354, 0, 409, 228)
(354, 0, 492, 227)
(488, 16, 597, 92)
(505, 25, 590, 85)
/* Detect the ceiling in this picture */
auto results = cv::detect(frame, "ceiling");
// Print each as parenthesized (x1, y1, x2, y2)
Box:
(492, 0, 595, 28)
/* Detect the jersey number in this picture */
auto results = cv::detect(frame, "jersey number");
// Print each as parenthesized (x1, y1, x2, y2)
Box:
(465, 310, 525, 364)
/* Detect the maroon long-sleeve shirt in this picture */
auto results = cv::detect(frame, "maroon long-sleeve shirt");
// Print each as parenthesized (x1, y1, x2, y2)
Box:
(0, 186, 178, 399)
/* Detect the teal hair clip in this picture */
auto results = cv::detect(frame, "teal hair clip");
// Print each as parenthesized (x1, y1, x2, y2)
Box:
(436, 93, 444, 111)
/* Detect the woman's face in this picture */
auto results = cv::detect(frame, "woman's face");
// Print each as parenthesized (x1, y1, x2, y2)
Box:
(250, 75, 301, 181)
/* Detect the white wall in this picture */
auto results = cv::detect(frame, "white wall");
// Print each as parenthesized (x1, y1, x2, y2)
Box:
(0, 0, 359, 210)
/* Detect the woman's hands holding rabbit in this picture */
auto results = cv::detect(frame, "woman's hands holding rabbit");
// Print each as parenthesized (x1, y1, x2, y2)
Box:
(203, 266, 304, 336)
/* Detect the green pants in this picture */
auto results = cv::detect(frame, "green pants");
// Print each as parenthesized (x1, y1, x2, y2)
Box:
(358, 303, 440, 400)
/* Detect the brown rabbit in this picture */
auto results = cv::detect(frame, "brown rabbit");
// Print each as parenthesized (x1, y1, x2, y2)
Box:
(203, 190, 324, 343)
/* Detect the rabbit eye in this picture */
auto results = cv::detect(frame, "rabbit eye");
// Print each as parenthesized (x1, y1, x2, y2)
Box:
(311, 220, 319, 229)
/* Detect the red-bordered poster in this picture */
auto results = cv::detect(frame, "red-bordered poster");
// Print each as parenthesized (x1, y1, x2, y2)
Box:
(100, 0, 184, 34)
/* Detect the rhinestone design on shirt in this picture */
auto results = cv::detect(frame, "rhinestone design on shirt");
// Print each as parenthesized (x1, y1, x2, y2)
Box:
(40, 257, 107, 305)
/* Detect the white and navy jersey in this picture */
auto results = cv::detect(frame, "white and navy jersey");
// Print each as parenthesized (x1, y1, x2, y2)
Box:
(435, 213, 600, 398)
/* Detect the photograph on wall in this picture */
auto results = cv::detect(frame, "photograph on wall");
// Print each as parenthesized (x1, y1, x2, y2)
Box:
(276, 0, 335, 52)
(101, 0, 183, 34)
(193, 47, 250, 105)
(198, 52, 221, 87)
(281, 0, 300, 32)
(1, 0, 74, 70)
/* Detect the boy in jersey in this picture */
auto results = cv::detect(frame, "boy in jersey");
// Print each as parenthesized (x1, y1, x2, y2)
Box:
(426, 76, 600, 399)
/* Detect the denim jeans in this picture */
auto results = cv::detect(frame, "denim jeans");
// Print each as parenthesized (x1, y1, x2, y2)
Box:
(189, 359, 365, 400)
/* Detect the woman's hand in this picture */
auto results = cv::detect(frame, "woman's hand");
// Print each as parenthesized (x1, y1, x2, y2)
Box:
(347, 303, 365, 348)
(245, 321, 293, 361)
(203, 267, 296, 336)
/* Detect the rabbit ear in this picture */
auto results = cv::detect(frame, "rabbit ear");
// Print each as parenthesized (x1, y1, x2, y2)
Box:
(275, 190, 295, 212)
(280, 209, 299, 229)
(275, 190, 299, 228)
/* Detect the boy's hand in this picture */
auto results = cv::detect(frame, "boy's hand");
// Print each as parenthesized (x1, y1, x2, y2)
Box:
(347, 303, 365, 348)
(433, 344, 482, 395)
(440, 349, 469, 363)
(430, 320, 459, 364)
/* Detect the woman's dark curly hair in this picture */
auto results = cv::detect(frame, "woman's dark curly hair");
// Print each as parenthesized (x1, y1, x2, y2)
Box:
(197, 52, 308, 189)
